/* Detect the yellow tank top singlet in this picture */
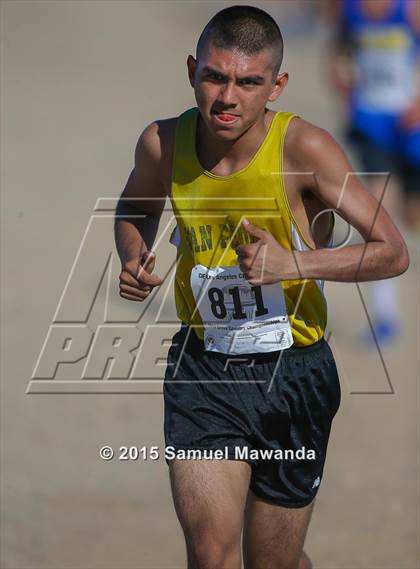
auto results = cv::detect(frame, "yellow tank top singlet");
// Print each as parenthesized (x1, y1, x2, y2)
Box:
(170, 107, 328, 349)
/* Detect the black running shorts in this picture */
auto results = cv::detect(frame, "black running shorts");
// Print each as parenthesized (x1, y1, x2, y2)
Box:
(163, 324, 341, 508)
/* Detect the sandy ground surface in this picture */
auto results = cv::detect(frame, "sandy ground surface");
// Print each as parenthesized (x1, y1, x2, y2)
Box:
(1, 2, 419, 568)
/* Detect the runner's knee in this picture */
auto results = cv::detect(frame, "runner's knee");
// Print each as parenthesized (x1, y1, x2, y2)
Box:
(187, 531, 240, 569)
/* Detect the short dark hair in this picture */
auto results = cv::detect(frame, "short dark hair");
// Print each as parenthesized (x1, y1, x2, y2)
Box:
(196, 5, 284, 78)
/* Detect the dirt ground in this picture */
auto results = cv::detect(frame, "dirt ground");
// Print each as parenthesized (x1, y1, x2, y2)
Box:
(1, 2, 419, 568)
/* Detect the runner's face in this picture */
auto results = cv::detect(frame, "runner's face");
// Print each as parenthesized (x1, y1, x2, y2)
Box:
(187, 43, 287, 139)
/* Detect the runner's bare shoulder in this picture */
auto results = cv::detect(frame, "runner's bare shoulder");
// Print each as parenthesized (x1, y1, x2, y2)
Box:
(123, 117, 178, 213)
(134, 117, 178, 193)
(284, 117, 343, 173)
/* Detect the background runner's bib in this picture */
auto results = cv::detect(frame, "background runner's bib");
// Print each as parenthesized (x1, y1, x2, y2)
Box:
(170, 107, 329, 350)
(190, 264, 293, 354)
(354, 26, 415, 112)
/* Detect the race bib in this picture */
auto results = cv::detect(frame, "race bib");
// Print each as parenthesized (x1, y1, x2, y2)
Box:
(355, 28, 415, 113)
(190, 264, 293, 355)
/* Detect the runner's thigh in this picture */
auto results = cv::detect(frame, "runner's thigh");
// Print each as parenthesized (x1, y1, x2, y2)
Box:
(243, 492, 314, 569)
(169, 458, 251, 539)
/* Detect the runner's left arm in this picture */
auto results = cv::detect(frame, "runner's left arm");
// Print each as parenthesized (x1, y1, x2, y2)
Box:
(236, 122, 409, 284)
(287, 124, 409, 282)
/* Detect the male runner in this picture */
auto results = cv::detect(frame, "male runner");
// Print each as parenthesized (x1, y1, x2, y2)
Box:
(114, 6, 409, 568)
(327, 0, 420, 344)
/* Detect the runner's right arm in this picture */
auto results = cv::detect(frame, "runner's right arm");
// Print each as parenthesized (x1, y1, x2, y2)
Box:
(114, 122, 167, 301)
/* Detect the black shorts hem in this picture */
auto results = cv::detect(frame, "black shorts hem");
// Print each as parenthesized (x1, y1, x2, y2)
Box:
(249, 484, 317, 509)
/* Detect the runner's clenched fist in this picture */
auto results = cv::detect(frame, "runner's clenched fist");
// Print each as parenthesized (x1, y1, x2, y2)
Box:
(119, 250, 162, 301)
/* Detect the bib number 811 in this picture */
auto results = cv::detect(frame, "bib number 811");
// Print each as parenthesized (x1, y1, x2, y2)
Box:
(208, 285, 268, 320)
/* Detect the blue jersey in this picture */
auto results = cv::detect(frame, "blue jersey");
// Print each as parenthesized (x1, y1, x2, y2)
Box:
(342, 0, 419, 162)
